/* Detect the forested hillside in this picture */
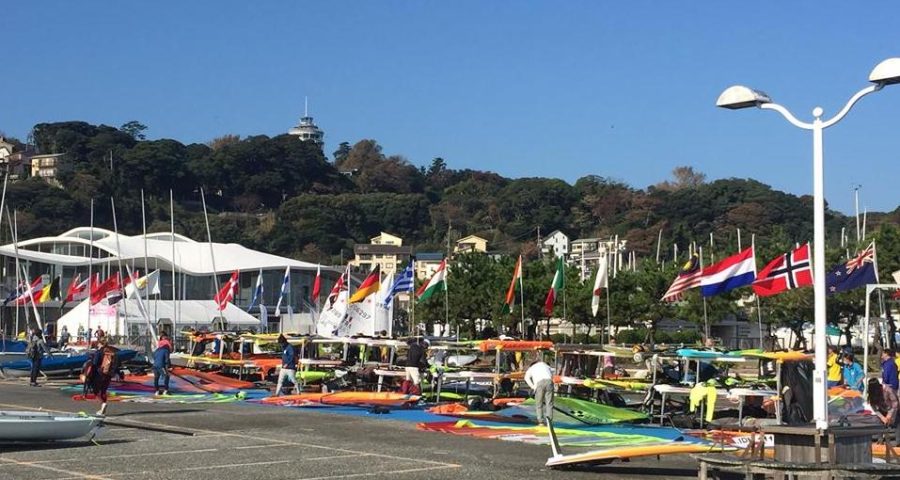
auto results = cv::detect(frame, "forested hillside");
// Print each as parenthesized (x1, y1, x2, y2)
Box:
(3, 120, 897, 272)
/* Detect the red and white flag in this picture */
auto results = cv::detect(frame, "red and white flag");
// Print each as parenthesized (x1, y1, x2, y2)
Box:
(90, 273, 122, 305)
(753, 243, 813, 297)
(13, 275, 44, 306)
(326, 265, 350, 308)
(312, 265, 322, 303)
(214, 271, 240, 311)
(591, 252, 609, 316)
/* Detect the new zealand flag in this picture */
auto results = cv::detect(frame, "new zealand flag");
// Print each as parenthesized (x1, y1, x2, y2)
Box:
(825, 242, 878, 295)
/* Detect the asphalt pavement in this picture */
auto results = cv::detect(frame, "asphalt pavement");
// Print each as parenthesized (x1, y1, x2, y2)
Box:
(0, 379, 700, 480)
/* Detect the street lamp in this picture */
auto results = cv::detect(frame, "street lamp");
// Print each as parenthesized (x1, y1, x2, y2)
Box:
(717, 58, 900, 430)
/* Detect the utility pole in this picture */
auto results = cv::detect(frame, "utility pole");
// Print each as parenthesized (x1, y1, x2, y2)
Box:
(536, 227, 542, 259)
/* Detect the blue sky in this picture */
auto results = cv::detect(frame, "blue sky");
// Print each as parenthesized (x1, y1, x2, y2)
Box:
(4, 1, 900, 215)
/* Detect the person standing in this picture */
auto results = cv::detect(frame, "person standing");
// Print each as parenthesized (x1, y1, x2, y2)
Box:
(92, 336, 119, 416)
(841, 353, 864, 393)
(524, 359, 555, 426)
(827, 346, 842, 388)
(882, 350, 899, 392)
(404, 338, 429, 395)
(25, 328, 47, 387)
(59, 326, 70, 349)
(274, 335, 299, 396)
(77, 325, 85, 343)
(153, 334, 172, 395)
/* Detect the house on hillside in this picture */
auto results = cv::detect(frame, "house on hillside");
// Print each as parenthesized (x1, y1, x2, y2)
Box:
(455, 235, 488, 254)
(350, 232, 412, 276)
(30, 153, 66, 187)
(541, 230, 569, 259)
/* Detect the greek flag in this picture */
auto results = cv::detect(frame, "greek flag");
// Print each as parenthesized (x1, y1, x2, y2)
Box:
(383, 262, 415, 308)
(274, 267, 290, 316)
(247, 269, 264, 311)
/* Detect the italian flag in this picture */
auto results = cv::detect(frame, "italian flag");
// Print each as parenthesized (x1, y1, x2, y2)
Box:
(417, 259, 447, 302)
(503, 255, 523, 313)
(543, 258, 565, 316)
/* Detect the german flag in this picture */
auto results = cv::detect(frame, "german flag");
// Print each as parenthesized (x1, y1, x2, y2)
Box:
(349, 265, 381, 304)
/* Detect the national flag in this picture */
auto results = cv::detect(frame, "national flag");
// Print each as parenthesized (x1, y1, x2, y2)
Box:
(214, 271, 240, 311)
(544, 257, 565, 316)
(377, 272, 394, 308)
(61, 273, 92, 309)
(274, 267, 290, 316)
(125, 270, 161, 298)
(383, 261, 415, 308)
(312, 265, 322, 303)
(350, 265, 381, 304)
(752, 243, 812, 297)
(3, 281, 23, 306)
(248, 270, 264, 311)
(503, 255, 523, 314)
(591, 252, 609, 316)
(700, 247, 756, 297)
(14, 276, 45, 306)
(326, 266, 349, 309)
(36, 276, 61, 303)
(662, 254, 702, 302)
(826, 241, 878, 295)
(417, 260, 446, 302)
(91, 273, 122, 306)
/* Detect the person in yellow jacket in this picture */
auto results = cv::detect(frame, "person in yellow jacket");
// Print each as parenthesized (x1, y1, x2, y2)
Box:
(827, 346, 842, 388)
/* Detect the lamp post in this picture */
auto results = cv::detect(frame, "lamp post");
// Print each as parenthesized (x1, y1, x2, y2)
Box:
(717, 58, 900, 430)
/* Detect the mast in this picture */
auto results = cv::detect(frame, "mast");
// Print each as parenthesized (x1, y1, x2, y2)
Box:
(110, 198, 130, 340)
(200, 188, 222, 323)
(170, 190, 177, 327)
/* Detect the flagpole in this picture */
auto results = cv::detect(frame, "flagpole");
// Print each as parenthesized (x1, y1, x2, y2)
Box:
(169, 190, 177, 328)
(140, 190, 153, 329)
(87, 200, 94, 341)
(6, 206, 21, 336)
(13, 210, 42, 331)
(200, 188, 221, 323)
(752, 234, 764, 349)
(699, 246, 709, 340)
(0, 172, 7, 336)
(519, 257, 525, 340)
(110, 198, 131, 341)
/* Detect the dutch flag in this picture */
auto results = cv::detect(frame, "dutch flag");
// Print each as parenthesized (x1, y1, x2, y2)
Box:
(700, 247, 757, 297)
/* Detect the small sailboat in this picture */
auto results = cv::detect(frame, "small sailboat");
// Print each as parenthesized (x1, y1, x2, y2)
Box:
(0, 411, 102, 441)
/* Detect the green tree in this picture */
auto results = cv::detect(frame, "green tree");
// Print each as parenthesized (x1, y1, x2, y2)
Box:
(120, 121, 148, 140)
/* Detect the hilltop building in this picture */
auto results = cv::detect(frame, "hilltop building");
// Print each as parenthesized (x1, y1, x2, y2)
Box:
(350, 232, 412, 276)
(541, 230, 569, 259)
(454, 235, 488, 254)
(288, 98, 324, 148)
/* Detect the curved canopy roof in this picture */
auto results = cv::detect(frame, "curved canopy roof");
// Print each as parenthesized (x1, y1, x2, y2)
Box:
(0, 227, 323, 275)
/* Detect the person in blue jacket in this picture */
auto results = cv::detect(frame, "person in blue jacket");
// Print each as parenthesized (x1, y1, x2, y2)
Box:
(274, 335, 299, 396)
(153, 334, 172, 395)
(882, 350, 899, 392)
(841, 353, 864, 393)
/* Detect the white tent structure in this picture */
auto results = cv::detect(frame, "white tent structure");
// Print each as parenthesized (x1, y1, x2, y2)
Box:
(0, 227, 339, 337)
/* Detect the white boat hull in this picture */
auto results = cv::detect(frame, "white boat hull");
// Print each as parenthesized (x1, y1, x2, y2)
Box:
(0, 411, 102, 441)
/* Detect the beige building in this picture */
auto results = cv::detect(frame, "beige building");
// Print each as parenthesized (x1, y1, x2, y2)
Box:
(30, 153, 65, 187)
(0, 138, 13, 160)
(0, 138, 30, 180)
(454, 235, 488, 254)
(414, 252, 444, 280)
(350, 232, 412, 276)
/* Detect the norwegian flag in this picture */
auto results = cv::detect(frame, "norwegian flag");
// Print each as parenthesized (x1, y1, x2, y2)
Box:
(752, 243, 813, 297)
(662, 254, 702, 302)
(214, 271, 240, 311)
